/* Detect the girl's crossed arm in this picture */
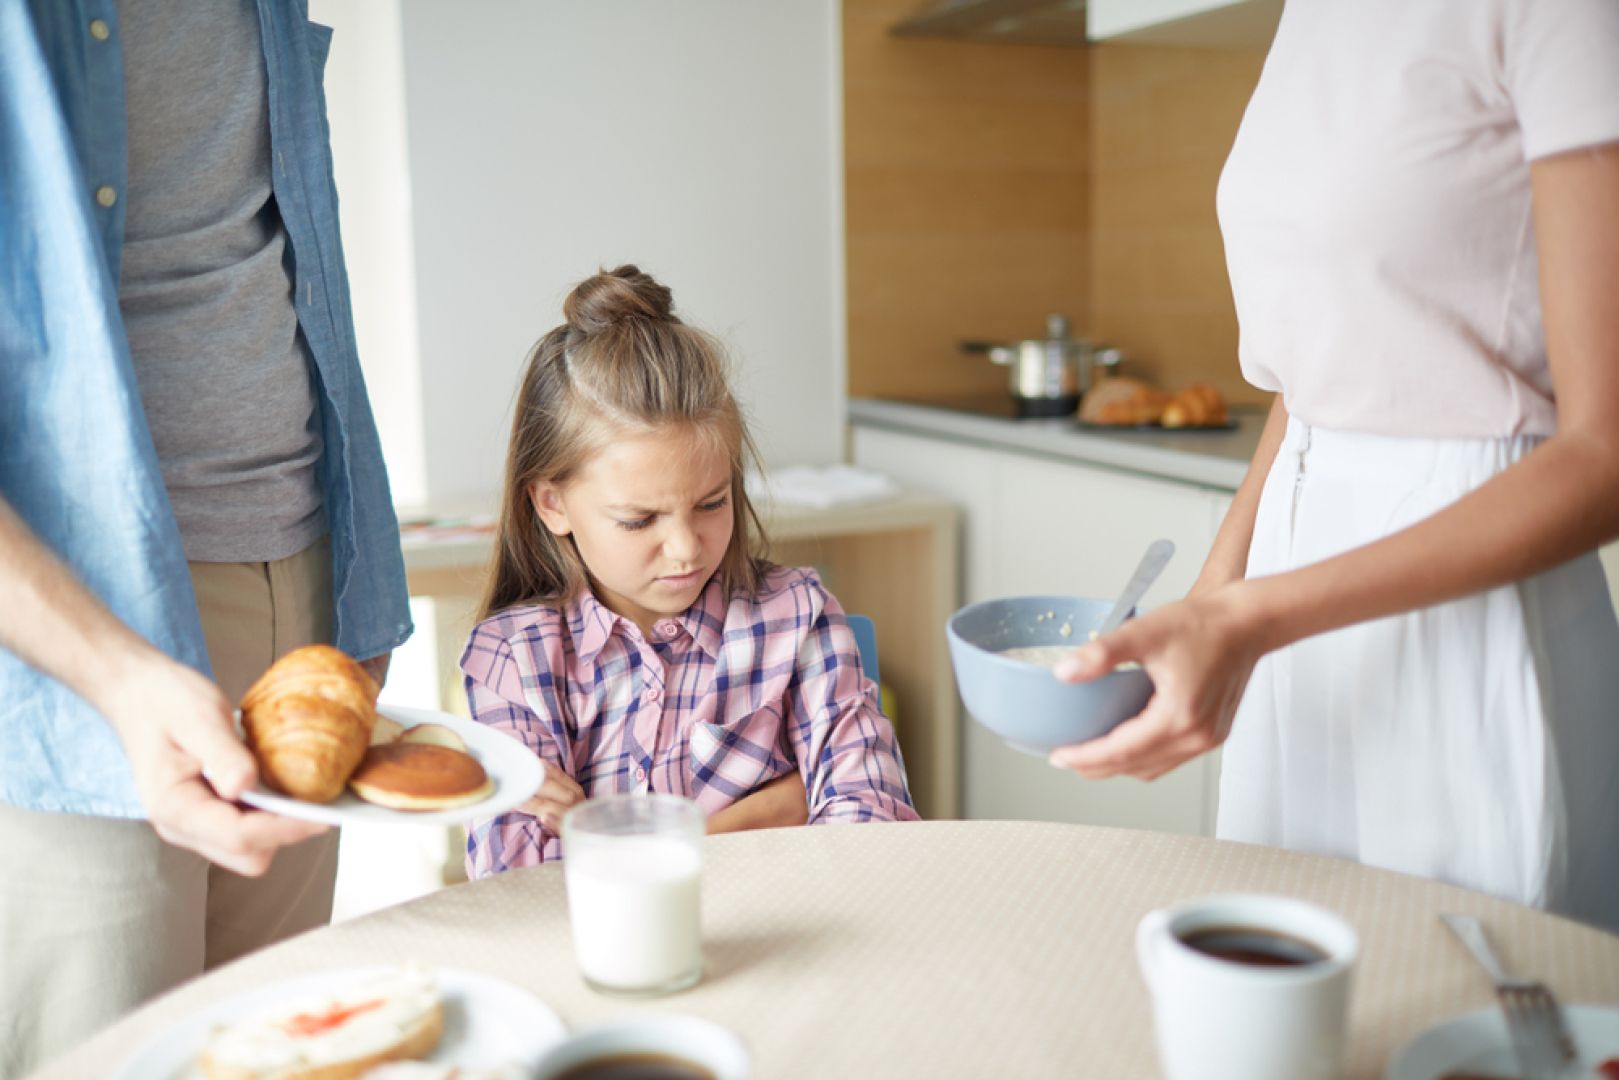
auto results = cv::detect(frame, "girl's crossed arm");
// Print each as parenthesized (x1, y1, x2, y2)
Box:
(788, 599, 921, 824)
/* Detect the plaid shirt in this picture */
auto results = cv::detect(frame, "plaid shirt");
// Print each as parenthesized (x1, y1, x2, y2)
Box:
(462, 565, 918, 876)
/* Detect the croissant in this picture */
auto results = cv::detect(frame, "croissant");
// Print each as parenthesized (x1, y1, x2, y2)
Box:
(1160, 383, 1228, 428)
(241, 645, 379, 803)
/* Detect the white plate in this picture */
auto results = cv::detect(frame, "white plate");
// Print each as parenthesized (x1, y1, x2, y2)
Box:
(239, 705, 542, 826)
(1386, 1004, 1619, 1079)
(113, 966, 566, 1080)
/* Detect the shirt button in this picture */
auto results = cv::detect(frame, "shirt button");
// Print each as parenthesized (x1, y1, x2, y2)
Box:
(643, 686, 661, 703)
(656, 620, 679, 640)
(635, 766, 648, 782)
(94, 185, 117, 208)
(89, 18, 111, 41)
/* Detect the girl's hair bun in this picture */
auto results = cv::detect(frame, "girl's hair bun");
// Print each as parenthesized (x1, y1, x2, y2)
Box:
(563, 264, 675, 334)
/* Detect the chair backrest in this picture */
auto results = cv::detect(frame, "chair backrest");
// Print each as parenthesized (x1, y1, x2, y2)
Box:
(846, 614, 880, 684)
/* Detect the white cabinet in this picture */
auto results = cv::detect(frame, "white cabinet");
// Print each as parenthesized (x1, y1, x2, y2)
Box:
(854, 425, 1232, 836)
(1087, 0, 1283, 47)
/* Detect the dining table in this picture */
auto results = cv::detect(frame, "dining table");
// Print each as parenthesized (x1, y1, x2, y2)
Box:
(33, 819, 1619, 1079)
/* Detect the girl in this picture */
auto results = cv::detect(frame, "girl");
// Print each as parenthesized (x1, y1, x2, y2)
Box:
(462, 265, 918, 876)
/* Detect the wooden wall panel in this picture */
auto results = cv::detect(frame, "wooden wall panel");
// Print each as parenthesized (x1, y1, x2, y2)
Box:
(843, 0, 1091, 401)
(1086, 42, 1269, 405)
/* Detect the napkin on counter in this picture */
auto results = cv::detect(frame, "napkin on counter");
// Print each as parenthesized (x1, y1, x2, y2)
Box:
(749, 465, 901, 509)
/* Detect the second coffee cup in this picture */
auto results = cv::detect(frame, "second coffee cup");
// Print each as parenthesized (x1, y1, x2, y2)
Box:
(1137, 892, 1358, 1080)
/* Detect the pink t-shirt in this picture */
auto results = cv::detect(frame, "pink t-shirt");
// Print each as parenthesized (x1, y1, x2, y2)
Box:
(1217, 0, 1619, 438)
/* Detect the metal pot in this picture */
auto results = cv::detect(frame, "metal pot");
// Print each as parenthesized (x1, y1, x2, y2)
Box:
(961, 314, 1122, 418)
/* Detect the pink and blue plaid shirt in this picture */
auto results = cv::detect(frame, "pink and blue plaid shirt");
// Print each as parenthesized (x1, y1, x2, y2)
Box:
(462, 565, 918, 877)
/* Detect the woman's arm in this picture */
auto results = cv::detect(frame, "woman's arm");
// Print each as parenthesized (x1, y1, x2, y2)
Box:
(0, 498, 328, 874)
(1052, 142, 1619, 781)
(1190, 395, 1289, 596)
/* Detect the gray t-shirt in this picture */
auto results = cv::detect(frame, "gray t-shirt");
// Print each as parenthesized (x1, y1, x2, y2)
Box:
(117, 0, 325, 563)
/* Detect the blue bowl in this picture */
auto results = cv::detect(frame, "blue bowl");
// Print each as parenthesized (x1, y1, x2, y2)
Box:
(947, 595, 1154, 756)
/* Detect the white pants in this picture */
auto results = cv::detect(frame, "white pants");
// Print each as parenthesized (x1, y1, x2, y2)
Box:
(1217, 419, 1619, 933)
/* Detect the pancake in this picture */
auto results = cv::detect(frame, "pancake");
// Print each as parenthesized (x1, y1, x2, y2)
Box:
(347, 742, 494, 811)
(396, 723, 467, 752)
(369, 714, 406, 747)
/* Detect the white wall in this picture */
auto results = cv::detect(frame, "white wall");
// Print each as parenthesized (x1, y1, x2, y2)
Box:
(312, 2, 847, 916)
(392, 1, 847, 504)
(311, 0, 428, 508)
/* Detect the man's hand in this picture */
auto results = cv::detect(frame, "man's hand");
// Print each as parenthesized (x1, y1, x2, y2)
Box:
(98, 651, 328, 876)
(0, 499, 327, 874)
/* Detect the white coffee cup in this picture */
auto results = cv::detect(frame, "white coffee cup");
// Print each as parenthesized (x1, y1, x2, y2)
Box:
(562, 793, 704, 997)
(1136, 893, 1358, 1080)
(532, 1013, 750, 1080)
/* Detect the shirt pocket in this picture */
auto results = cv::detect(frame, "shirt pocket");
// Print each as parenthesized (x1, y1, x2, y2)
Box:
(688, 712, 788, 800)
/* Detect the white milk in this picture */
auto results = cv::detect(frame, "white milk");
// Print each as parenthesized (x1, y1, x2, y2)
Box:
(564, 836, 702, 992)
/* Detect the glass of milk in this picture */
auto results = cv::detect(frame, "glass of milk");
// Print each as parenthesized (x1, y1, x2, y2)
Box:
(561, 793, 704, 996)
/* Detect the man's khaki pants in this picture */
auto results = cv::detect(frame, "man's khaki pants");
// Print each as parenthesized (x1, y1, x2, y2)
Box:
(0, 537, 340, 1079)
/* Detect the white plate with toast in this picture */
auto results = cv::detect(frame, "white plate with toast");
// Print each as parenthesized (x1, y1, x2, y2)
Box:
(113, 965, 565, 1080)
(239, 705, 543, 827)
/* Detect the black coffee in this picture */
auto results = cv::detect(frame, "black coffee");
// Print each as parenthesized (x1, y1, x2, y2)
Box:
(551, 1052, 716, 1080)
(1178, 925, 1329, 967)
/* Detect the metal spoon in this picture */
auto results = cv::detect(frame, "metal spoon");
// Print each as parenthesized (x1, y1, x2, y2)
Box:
(1094, 539, 1176, 638)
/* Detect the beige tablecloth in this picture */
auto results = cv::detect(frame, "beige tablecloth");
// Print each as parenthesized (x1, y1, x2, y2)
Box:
(34, 821, 1619, 1078)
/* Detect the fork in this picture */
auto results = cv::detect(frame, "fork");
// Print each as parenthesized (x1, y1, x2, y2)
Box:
(1440, 913, 1580, 1080)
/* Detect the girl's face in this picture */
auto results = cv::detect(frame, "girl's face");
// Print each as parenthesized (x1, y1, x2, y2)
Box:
(530, 428, 735, 636)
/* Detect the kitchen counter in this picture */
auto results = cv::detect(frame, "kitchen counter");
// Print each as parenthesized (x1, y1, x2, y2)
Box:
(850, 395, 1266, 491)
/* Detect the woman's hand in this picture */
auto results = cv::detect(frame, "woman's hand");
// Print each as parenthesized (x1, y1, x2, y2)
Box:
(1047, 584, 1267, 781)
(706, 770, 809, 835)
(518, 761, 586, 833)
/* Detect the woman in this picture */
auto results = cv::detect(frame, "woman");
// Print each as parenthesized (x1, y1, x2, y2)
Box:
(1052, 0, 1619, 932)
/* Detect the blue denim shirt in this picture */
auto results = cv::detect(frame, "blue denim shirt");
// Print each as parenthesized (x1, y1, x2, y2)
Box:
(0, 0, 413, 817)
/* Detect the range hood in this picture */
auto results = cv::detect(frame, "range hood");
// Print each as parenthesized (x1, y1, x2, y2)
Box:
(890, 0, 1089, 47)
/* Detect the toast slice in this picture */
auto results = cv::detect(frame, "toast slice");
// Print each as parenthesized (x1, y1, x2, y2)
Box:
(198, 968, 442, 1080)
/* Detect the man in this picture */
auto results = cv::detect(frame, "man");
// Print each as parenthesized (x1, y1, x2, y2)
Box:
(0, 1, 412, 1073)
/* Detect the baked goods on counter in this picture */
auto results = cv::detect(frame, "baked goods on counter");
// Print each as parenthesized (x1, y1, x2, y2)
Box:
(1161, 383, 1228, 428)
(1079, 376, 1171, 426)
(241, 645, 381, 803)
(1080, 377, 1229, 428)
(198, 967, 443, 1080)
